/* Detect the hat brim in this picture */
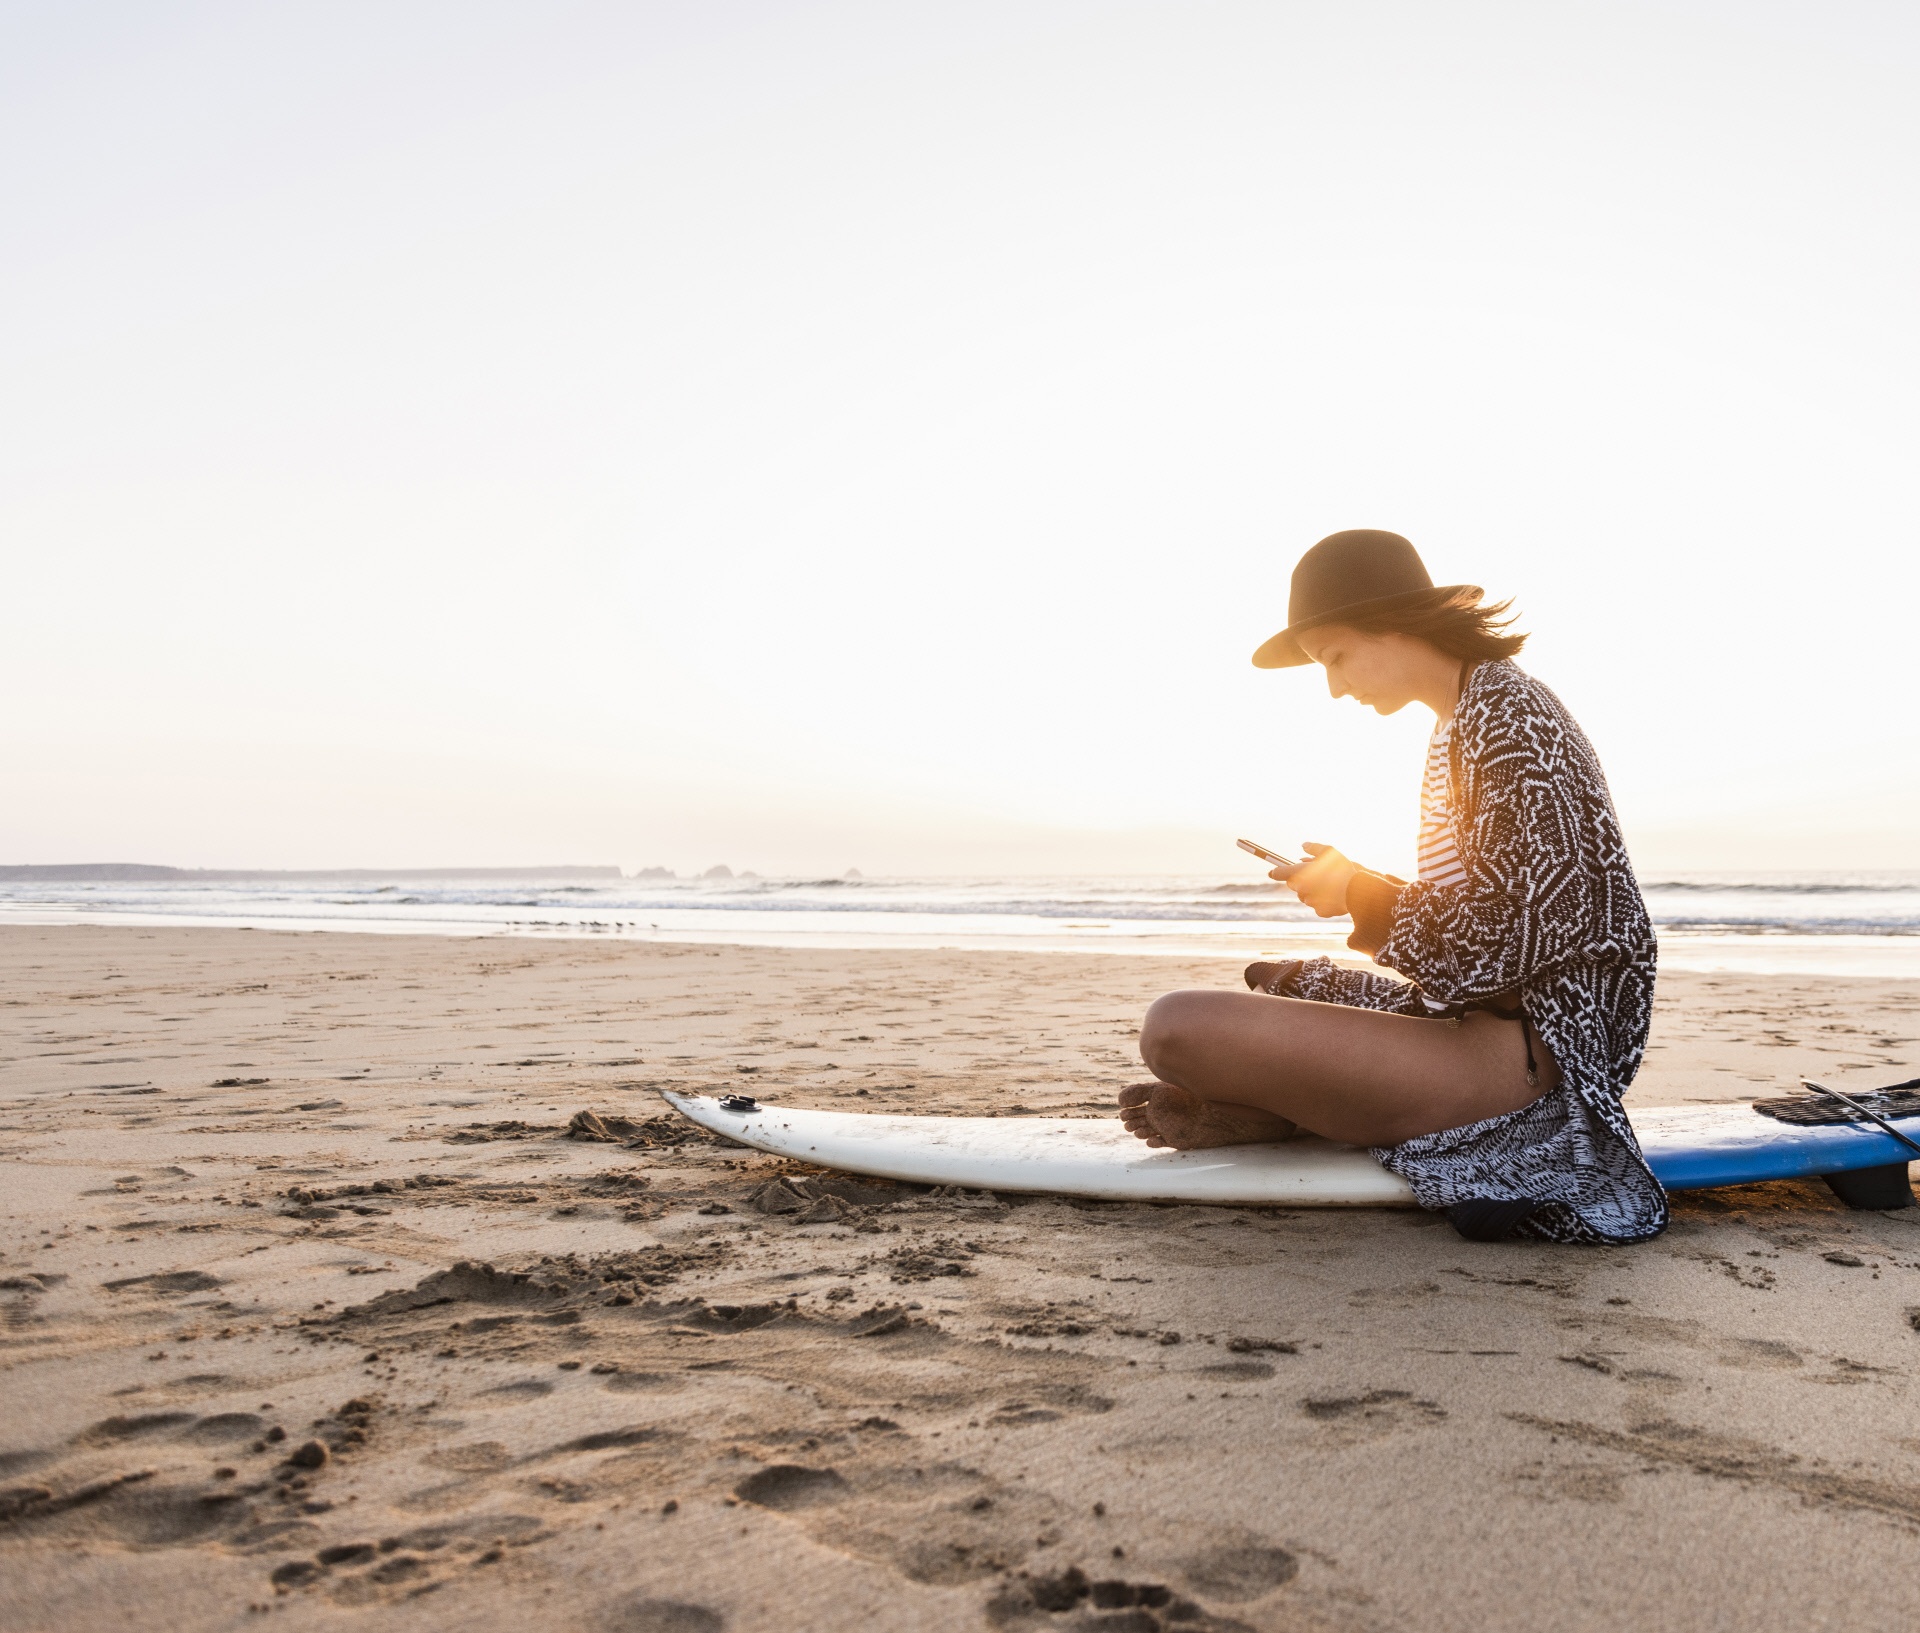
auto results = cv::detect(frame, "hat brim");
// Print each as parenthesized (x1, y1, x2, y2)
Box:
(1251, 585, 1482, 669)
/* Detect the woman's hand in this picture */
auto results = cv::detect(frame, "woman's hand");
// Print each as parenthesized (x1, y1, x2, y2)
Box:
(1270, 841, 1360, 919)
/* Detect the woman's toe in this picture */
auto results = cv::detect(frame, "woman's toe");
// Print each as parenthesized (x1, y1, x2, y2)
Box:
(1117, 1083, 1155, 1109)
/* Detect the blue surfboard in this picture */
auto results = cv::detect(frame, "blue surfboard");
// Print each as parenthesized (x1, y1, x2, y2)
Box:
(1636, 1103, 1918, 1203)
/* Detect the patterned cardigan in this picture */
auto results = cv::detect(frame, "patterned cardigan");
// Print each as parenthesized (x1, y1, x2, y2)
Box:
(1285, 659, 1667, 1244)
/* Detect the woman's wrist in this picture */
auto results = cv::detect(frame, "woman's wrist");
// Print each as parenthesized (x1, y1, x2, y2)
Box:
(1345, 871, 1404, 957)
(1241, 957, 1308, 996)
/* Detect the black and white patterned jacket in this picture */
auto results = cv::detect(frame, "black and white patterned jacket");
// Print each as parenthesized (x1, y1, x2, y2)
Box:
(1285, 659, 1667, 1243)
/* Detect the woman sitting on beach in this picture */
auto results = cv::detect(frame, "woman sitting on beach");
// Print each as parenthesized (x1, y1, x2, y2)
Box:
(1120, 530, 1665, 1244)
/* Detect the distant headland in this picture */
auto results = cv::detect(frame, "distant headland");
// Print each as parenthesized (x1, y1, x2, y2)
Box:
(0, 864, 624, 883)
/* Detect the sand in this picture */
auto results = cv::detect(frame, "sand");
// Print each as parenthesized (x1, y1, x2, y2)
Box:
(3, 923, 1920, 1633)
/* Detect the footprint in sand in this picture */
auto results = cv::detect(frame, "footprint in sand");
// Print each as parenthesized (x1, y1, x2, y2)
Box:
(1300, 1388, 1448, 1445)
(597, 1598, 725, 1633)
(732, 1463, 850, 1509)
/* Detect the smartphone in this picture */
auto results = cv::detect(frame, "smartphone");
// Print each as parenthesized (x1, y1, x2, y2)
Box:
(1237, 837, 1300, 869)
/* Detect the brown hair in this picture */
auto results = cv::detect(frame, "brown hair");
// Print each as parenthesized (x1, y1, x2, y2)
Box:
(1340, 585, 1528, 661)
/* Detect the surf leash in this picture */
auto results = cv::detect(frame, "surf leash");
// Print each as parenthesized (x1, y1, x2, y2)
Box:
(1800, 1080, 1920, 1160)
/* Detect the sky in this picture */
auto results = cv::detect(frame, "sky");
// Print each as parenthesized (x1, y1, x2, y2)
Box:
(6, 0, 1919, 877)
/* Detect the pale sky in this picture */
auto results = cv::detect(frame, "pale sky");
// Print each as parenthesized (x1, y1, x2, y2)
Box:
(7, 1, 1919, 876)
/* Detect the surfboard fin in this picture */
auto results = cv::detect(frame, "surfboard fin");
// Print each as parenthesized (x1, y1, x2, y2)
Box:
(1443, 1198, 1540, 1241)
(1821, 1164, 1916, 1211)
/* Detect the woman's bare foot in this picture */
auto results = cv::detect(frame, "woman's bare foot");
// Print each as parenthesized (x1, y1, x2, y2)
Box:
(1116, 1081, 1299, 1150)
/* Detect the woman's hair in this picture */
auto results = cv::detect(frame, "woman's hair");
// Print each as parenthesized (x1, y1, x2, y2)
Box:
(1342, 586, 1528, 661)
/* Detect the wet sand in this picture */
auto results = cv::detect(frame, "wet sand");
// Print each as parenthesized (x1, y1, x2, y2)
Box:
(3, 924, 1920, 1632)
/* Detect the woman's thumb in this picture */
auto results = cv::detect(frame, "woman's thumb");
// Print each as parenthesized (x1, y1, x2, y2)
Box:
(1301, 840, 1329, 856)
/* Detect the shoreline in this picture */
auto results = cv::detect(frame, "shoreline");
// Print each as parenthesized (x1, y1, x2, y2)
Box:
(5, 924, 1920, 1632)
(5, 907, 1920, 979)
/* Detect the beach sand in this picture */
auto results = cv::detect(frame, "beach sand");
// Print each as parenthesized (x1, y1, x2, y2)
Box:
(4, 923, 1920, 1632)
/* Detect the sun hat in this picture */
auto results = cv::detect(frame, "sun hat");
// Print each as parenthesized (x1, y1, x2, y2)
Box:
(1251, 529, 1481, 668)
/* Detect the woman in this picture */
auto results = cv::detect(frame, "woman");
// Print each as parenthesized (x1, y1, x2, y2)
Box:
(1120, 529, 1665, 1244)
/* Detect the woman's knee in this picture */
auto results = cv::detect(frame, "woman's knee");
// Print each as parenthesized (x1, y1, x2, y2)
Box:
(1139, 990, 1215, 1079)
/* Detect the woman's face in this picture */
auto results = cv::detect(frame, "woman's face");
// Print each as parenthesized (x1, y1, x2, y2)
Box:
(1296, 623, 1424, 715)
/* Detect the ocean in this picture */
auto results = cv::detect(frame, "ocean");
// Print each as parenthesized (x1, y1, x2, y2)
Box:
(6, 867, 1920, 976)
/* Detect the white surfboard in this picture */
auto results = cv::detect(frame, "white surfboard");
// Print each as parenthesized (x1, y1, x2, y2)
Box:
(664, 1092, 1920, 1207)
(667, 1092, 1417, 1205)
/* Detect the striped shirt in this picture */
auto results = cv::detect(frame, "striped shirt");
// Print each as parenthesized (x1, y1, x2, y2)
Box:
(1417, 719, 1469, 886)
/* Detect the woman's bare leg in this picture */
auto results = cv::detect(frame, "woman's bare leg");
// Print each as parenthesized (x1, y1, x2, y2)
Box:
(1119, 990, 1556, 1150)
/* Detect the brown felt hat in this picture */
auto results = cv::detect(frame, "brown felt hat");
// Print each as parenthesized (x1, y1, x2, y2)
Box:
(1252, 529, 1480, 668)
